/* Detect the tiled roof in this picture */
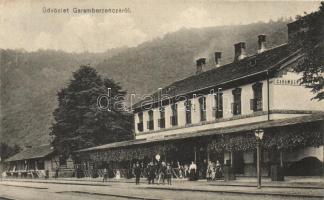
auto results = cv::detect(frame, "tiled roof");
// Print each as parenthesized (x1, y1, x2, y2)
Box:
(76, 113, 324, 153)
(76, 139, 147, 152)
(133, 44, 301, 109)
(5, 145, 55, 162)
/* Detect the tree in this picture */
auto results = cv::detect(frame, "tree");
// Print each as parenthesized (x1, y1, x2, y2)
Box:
(0, 143, 21, 160)
(294, 2, 324, 100)
(50, 65, 133, 157)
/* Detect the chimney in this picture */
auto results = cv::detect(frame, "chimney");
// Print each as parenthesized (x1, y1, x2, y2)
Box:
(196, 58, 206, 74)
(258, 34, 266, 53)
(234, 42, 247, 61)
(214, 52, 222, 67)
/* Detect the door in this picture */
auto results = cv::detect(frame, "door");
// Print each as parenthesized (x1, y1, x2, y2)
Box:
(233, 151, 244, 174)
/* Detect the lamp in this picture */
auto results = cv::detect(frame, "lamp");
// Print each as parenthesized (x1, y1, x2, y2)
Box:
(254, 129, 264, 189)
(255, 129, 264, 140)
(0, 156, 2, 182)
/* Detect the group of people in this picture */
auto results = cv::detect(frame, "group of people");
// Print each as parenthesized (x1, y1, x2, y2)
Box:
(206, 160, 222, 181)
(102, 160, 223, 184)
(175, 160, 223, 181)
(133, 161, 173, 185)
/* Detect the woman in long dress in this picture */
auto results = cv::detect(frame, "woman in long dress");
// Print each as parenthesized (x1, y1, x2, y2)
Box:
(189, 161, 197, 181)
(215, 160, 222, 179)
(211, 162, 216, 180)
(206, 161, 212, 181)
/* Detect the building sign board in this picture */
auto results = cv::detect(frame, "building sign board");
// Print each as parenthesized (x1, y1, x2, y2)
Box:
(146, 134, 165, 141)
(274, 78, 302, 86)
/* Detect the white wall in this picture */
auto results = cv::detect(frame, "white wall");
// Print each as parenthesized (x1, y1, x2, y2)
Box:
(284, 146, 323, 162)
(153, 108, 159, 131)
(143, 111, 148, 132)
(243, 151, 254, 164)
(134, 112, 139, 134)
(43, 155, 60, 172)
(177, 101, 186, 127)
(165, 104, 172, 129)
(135, 80, 270, 137)
(133, 71, 323, 138)
(191, 97, 200, 124)
(206, 95, 214, 121)
(271, 72, 324, 111)
(222, 89, 232, 119)
(44, 160, 52, 171)
(241, 84, 253, 115)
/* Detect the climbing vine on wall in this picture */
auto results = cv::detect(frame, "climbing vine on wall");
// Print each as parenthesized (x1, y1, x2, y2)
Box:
(88, 143, 178, 162)
(208, 124, 323, 152)
(263, 126, 323, 151)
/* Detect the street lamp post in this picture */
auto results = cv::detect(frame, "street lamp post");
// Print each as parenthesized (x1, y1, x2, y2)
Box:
(255, 129, 264, 189)
(0, 156, 3, 182)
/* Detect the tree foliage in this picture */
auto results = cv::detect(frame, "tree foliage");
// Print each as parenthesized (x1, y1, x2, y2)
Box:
(294, 2, 324, 100)
(0, 143, 21, 160)
(50, 65, 133, 157)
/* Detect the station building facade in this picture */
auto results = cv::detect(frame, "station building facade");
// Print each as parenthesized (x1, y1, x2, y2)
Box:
(77, 12, 324, 178)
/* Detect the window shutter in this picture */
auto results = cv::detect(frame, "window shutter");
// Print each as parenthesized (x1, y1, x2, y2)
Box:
(250, 99, 254, 110)
(231, 103, 234, 114)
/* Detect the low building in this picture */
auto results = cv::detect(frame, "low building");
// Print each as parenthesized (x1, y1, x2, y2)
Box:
(76, 10, 324, 179)
(4, 145, 74, 178)
(4, 145, 57, 178)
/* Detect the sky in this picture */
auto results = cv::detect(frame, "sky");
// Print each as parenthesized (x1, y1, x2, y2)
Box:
(0, 0, 321, 53)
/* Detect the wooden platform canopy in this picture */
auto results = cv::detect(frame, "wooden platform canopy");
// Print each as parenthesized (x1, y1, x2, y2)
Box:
(75, 113, 324, 162)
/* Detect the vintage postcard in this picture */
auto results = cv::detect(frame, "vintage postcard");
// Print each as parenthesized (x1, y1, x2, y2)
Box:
(0, 0, 323, 199)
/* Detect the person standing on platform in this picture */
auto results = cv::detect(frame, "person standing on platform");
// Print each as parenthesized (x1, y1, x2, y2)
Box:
(134, 162, 141, 185)
(206, 161, 212, 181)
(176, 161, 183, 178)
(166, 163, 172, 185)
(201, 159, 208, 179)
(211, 162, 217, 180)
(189, 161, 197, 181)
(103, 168, 108, 182)
(215, 160, 222, 179)
(158, 162, 166, 184)
(148, 162, 156, 184)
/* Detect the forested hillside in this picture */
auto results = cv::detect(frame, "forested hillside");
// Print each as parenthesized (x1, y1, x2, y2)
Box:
(0, 20, 289, 148)
(96, 20, 289, 98)
(0, 49, 125, 147)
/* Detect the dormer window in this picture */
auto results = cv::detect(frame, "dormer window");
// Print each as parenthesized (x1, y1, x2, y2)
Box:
(232, 88, 242, 115)
(147, 110, 154, 130)
(250, 82, 263, 112)
(199, 97, 206, 121)
(137, 112, 143, 132)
